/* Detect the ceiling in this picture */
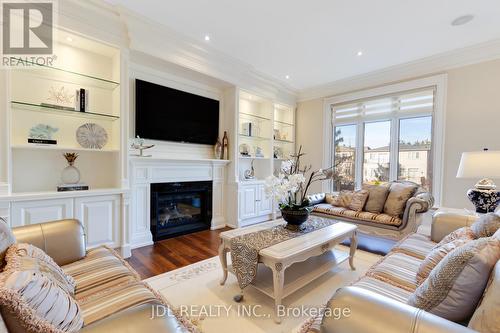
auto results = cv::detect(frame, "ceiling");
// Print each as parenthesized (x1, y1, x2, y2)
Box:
(104, 0, 500, 90)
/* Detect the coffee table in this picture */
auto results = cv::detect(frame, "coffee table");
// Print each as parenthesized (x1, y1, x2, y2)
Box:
(218, 219, 357, 323)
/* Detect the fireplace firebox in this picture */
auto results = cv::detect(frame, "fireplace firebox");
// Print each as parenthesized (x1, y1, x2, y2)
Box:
(151, 181, 212, 241)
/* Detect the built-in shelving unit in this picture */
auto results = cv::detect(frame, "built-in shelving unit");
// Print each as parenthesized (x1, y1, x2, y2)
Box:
(8, 32, 122, 193)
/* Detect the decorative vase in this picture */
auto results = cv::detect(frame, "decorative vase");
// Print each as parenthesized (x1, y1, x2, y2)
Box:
(467, 188, 500, 213)
(61, 153, 80, 184)
(280, 207, 311, 229)
(62, 165, 80, 184)
(214, 137, 222, 159)
(222, 131, 228, 160)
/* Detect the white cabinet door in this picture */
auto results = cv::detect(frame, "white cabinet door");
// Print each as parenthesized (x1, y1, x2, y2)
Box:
(11, 199, 73, 227)
(75, 195, 120, 249)
(257, 184, 273, 215)
(239, 185, 257, 220)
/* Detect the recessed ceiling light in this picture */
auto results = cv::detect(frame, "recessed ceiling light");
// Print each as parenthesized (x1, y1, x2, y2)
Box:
(285, 75, 290, 79)
(451, 14, 474, 26)
(204, 35, 210, 41)
(357, 51, 363, 56)
(66, 36, 73, 42)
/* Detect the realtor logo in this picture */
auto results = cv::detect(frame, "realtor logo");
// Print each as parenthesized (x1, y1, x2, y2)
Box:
(2, 1, 53, 54)
(1, 0, 56, 67)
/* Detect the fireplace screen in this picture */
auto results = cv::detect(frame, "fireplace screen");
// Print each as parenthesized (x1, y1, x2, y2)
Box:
(151, 181, 212, 241)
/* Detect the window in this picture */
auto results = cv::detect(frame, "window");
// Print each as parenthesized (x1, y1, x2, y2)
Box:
(331, 87, 436, 192)
(333, 124, 356, 191)
(363, 121, 391, 184)
(398, 116, 433, 190)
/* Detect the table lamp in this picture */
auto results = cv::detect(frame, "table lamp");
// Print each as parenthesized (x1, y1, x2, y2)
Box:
(456, 149, 500, 213)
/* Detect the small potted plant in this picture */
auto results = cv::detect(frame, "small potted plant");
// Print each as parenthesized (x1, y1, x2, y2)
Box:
(265, 146, 334, 228)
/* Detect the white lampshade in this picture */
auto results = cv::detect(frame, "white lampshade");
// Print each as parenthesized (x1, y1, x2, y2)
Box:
(456, 150, 500, 179)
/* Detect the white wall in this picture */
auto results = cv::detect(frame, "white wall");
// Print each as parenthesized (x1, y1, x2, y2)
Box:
(297, 58, 500, 209)
(296, 98, 325, 194)
(442, 59, 500, 208)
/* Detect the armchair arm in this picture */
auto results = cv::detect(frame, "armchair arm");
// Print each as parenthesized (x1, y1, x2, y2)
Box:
(307, 193, 327, 206)
(80, 302, 191, 333)
(12, 219, 86, 266)
(401, 192, 434, 232)
(315, 287, 475, 333)
(430, 211, 478, 243)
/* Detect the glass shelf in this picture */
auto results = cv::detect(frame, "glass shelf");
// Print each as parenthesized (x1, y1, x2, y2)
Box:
(239, 133, 270, 141)
(274, 138, 294, 144)
(274, 119, 294, 126)
(239, 156, 269, 160)
(10, 58, 120, 90)
(11, 144, 119, 153)
(239, 112, 271, 122)
(11, 101, 120, 121)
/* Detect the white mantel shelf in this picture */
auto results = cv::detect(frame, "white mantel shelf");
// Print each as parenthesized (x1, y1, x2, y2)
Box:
(0, 188, 129, 202)
(129, 156, 231, 164)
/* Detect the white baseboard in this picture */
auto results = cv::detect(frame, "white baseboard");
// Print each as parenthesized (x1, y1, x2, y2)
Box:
(210, 224, 226, 230)
(119, 244, 132, 258)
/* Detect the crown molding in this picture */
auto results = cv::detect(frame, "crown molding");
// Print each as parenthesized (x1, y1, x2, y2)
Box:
(56, 0, 129, 48)
(114, 6, 297, 105)
(298, 38, 500, 102)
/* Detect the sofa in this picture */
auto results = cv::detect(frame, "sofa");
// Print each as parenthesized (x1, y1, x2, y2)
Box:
(304, 211, 500, 333)
(0, 219, 197, 333)
(308, 181, 434, 240)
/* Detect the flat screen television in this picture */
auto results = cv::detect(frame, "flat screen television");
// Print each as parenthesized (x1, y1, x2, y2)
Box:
(135, 79, 219, 145)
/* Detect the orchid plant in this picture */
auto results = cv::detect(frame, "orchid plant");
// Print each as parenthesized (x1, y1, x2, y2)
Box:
(265, 146, 335, 210)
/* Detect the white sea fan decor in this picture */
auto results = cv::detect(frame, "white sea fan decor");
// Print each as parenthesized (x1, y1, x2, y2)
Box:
(76, 123, 108, 149)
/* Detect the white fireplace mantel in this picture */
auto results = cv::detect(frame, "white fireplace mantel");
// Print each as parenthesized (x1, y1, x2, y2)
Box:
(129, 157, 230, 249)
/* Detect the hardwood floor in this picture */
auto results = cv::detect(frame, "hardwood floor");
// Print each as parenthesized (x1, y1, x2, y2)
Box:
(126, 227, 231, 279)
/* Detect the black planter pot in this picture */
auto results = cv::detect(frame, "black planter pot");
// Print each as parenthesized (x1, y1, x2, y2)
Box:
(281, 208, 310, 226)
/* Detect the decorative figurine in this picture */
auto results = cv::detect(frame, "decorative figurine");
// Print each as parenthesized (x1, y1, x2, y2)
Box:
(130, 136, 155, 157)
(222, 131, 229, 160)
(214, 136, 222, 159)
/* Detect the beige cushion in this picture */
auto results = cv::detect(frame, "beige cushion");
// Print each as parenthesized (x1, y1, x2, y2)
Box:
(416, 238, 471, 285)
(471, 212, 500, 238)
(6, 243, 76, 294)
(348, 190, 369, 212)
(436, 226, 476, 247)
(363, 184, 390, 213)
(327, 190, 353, 208)
(325, 193, 339, 205)
(383, 183, 417, 217)
(0, 219, 15, 267)
(469, 261, 500, 332)
(0, 268, 83, 332)
(408, 237, 500, 322)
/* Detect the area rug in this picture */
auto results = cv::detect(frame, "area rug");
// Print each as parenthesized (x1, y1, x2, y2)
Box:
(146, 246, 380, 333)
(340, 233, 397, 255)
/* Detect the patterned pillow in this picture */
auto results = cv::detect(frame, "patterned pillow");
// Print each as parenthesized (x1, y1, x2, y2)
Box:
(471, 213, 500, 238)
(436, 226, 476, 247)
(5, 243, 76, 294)
(0, 218, 15, 267)
(325, 193, 340, 206)
(416, 238, 472, 285)
(383, 183, 418, 217)
(0, 270, 83, 333)
(348, 190, 370, 212)
(408, 237, 500, 322)
(327, 191, 353, 208)
(362, 184, 390, 213)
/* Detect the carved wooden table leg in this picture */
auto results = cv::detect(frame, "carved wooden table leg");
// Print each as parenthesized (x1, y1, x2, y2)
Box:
(272, 263, 285, 324)
(219, 241, 229, 285)
(349, 230, 357, 270)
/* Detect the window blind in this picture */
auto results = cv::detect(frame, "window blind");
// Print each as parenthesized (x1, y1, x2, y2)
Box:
(332, 88, 435, 124)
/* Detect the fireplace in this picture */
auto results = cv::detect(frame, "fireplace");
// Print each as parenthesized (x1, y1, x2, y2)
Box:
(150, 181, 212, 241)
